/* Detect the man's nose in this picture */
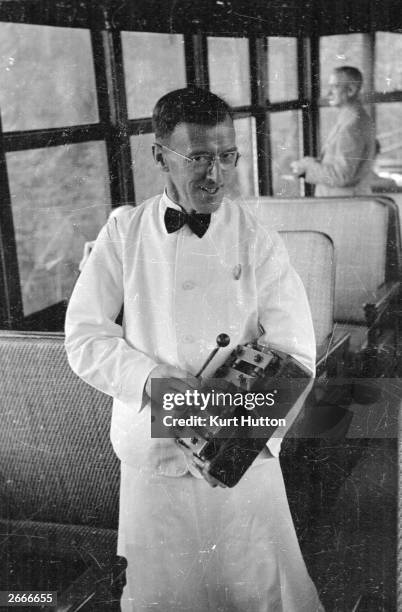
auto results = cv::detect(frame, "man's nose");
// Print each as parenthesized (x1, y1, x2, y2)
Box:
(207, 157, 223, 181)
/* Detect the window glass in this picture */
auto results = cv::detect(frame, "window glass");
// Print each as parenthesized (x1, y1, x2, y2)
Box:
(229, 117, 257, 198)
(0, 23, 98, 131)
(7, 142, 110, 316)
(267, 37, 298, 103)
(375, 103, 402, 179)
(208, 37, 251, 107)
(131, 132, 167, 203)
(270, 110, 302, 197)
(122, 32, 186, 119)
(375, 32, 402, 93)
(320, 34, 370, 98)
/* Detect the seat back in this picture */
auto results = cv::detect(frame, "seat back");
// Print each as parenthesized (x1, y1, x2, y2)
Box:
(279, 230, 335, 349)
(244, 197, 390, 324)
(0, 332, 118, 530)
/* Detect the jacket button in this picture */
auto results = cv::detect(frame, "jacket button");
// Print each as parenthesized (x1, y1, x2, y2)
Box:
(183, 334, 195, 343)
(182, 280, 196, 290)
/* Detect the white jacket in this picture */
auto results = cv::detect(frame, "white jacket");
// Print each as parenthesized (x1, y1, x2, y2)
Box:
(65, 192, 315, 475)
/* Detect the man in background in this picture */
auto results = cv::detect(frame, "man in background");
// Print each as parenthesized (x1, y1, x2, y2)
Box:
(291, 65, 375, 196)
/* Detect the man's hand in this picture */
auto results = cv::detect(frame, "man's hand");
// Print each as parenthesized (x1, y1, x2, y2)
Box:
(290, 159, 307, 177)
(191, 456, 227, 488)
(145, 364, 201, 413)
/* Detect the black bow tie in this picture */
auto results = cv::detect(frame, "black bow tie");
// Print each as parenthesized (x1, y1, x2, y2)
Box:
(164, 207, 211, 238)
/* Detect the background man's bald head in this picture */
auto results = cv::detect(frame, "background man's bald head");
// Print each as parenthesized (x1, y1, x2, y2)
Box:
(334, 66, 363, 92)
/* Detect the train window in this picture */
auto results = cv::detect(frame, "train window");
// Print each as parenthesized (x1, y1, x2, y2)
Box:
(1, 5, 401, 330)
(0, 23, 98, 131)
(267, 37, 298, 103)
(270, 110, 302, 197)
(375, 32, 402, 93)
(319, 34, 371, 96)
(376, 103, 402, 173)
(208, 37, 251, 107)
(6, 142, 110, 316)
(122, 32, 186, 119)
(230, 117, 258, 197)
(130, 132, 167, 203)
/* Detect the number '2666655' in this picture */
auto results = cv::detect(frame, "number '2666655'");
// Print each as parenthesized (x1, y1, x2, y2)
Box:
(0, 591, 56, 606)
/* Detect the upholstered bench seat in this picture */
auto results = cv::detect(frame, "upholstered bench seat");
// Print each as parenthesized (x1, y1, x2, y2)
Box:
(0, 331, 121, 610)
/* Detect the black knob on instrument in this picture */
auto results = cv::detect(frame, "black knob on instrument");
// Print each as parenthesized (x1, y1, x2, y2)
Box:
(216, 333, 230, 348)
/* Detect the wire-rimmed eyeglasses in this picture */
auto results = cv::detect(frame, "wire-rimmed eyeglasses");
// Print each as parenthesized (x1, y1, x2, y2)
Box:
(155, 143, 240, 171)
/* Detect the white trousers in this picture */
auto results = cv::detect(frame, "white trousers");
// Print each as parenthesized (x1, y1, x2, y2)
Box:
(118, 460, 323, 612)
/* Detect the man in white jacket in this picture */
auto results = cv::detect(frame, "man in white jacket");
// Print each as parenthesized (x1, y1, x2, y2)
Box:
(291, 65, 375, 196)
(65, 87, 323, 611)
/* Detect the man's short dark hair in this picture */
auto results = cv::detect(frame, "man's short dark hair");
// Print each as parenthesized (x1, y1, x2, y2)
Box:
(334, 66, 363, 91)
(152, 87, 233, 141)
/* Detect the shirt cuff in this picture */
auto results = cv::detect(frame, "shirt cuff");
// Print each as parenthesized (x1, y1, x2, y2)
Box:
(117, 355, 158, 412)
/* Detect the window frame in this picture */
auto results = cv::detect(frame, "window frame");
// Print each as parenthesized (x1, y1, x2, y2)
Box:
(0, 4, 398, 330)
(0, 18, 324, 330)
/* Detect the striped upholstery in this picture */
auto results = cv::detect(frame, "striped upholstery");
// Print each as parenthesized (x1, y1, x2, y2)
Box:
(0, 332, 118, 530)
(279, 230, 335, 348)
(244, 197, 389, 324)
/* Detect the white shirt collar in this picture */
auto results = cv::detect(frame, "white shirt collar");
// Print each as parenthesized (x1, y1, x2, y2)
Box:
(160, 189, 183, 212)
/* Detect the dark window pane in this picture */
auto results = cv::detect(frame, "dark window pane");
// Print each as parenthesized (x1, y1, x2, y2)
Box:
(270, 110, 302, 197)
(375, 32, 402, 93)
(208, 37, 251, 107)
(320, 34, 370, 98)
(7, 142, 110, 316)
(122, 32, 186, 119)
(131, 132, 167, 203)
(0, 23, 98, 131)
(267, 37, 298, 103)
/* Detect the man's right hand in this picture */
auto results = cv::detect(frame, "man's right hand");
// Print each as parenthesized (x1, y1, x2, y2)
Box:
(145, 364, 200, 411)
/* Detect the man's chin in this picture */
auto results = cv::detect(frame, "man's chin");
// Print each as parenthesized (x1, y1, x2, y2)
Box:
(192, 191, 224, 213)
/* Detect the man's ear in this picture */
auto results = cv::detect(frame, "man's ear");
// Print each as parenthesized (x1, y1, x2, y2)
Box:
(346, 83, 359, 99)
(152, 144, 169, 173)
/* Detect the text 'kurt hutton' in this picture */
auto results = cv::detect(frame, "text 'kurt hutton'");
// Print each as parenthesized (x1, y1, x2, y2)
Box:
(162, 415, 286, 428)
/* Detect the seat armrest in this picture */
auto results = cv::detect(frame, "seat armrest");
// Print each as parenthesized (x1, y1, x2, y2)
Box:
(364, 280, 400, 326)
(316, 329, 350, 375)
(285, 330, 352, 439)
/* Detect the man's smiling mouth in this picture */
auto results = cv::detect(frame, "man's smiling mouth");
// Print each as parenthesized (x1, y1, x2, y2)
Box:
(200, 186, 220, 194)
